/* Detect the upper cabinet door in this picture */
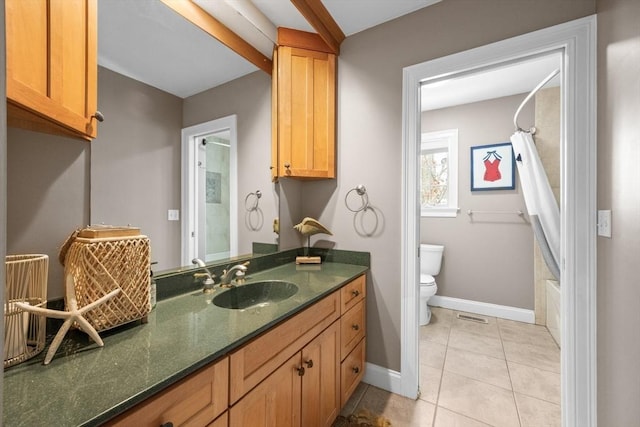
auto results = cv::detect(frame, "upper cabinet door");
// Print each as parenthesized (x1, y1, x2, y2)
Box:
(6, 0, 98, 140)
(276, 45, 336, 179)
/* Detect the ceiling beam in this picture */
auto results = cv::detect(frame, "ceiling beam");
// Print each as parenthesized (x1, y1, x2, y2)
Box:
(160, 0, 272, 75)
(290, 0, 345, 54)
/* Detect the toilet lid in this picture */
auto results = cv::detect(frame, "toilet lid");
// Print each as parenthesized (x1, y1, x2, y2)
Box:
(421, 274, 436, 285)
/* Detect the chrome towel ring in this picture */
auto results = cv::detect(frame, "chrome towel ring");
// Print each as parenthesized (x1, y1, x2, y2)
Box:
(244, 190, 262, 212)
(345, 185, 370, 212)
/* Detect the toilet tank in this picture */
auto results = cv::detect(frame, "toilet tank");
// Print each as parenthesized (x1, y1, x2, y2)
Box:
(420, 244, 444, 276)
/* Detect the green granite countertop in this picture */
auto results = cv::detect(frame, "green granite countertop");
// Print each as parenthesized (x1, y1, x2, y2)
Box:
(3, 261, 368, 427)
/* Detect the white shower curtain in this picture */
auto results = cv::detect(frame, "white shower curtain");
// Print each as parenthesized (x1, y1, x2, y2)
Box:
(510, 131, 561, 280)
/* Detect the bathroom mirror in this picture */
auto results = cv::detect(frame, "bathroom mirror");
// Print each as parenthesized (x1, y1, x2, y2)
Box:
(93, 0, 278, 272)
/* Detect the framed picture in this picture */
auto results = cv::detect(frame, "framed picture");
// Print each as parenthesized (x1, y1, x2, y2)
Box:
(470, 142, 516, 191)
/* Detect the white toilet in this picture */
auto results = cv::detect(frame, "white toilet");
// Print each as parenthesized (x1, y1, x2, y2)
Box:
(420, 244, 444, 325)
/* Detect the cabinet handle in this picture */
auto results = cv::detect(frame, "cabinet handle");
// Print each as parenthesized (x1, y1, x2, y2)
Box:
(351, 324, 360, 331)
(284, 163, 291, 168)
(92, 111, 104, 122)
(296, 366, 305, 376)
(352, 366, 360, 374)
(161, 423, 174, 427)
(351, 290, 360, 297)
(305, 359, 314, 368)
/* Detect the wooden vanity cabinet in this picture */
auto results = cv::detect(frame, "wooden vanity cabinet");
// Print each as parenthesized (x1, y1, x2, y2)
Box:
(105, 357, 229, 427)
(273, 29, 336, 180)
(5, 0, 99, 140)
(106, 274, 365, 427)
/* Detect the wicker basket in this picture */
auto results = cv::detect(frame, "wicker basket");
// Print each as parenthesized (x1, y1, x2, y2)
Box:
(64, 235, 150, 332)
(4, 254, 48, 368)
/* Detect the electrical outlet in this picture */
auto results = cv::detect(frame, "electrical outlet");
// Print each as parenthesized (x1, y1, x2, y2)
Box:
(597, 210, 611, 238)
(168, 209, 180, 221)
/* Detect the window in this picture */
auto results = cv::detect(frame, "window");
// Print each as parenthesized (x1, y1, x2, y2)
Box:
(421, 129, 458, 217)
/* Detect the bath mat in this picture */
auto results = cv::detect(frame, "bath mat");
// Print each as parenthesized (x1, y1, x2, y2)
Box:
(333, 408, 392, 427)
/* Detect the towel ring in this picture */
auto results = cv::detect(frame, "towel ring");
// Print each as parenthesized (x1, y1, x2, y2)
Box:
(244, 190, 262, 212)
(345, 185, 370, 212)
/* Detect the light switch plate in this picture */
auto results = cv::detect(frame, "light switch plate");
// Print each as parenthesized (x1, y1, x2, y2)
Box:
(597, 210, 611, 238)
(168, 209, 180, 221)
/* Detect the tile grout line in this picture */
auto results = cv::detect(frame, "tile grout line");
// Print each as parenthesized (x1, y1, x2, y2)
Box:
(431, 312, 454, 426)
(497, 316, 524, 427)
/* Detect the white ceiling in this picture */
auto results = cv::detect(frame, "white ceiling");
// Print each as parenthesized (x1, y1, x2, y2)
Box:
(98, 0, 440, 98)
(99, 0, 560, 106)
(421, 53, 562, 111)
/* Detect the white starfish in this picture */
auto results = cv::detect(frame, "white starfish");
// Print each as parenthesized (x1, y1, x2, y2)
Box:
(15, 274, 121, 365)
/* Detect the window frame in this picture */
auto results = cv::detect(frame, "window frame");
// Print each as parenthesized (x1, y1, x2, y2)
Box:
(420, 128, 459, 217)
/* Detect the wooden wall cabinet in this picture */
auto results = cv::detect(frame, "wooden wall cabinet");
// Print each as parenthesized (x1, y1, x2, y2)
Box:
(6, 0, 99, 140)
(272, 29, 336, 180)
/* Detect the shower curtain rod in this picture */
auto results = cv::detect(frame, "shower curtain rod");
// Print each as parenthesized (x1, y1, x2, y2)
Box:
(513, 68, 560, 132)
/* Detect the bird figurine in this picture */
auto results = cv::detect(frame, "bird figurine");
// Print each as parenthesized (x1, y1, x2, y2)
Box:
(294, 217, 332, 264)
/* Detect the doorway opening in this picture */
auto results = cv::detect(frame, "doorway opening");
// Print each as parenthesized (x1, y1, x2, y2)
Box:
(401, 16, 596, 427)
(181, 115, 238, 265)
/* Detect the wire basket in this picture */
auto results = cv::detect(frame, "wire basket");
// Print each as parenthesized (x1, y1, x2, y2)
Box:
(4, 254, 48, 368)
(64, 235, 150, 332)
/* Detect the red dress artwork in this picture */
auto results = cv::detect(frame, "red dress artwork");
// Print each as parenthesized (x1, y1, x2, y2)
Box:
(483, 151, 502, 182)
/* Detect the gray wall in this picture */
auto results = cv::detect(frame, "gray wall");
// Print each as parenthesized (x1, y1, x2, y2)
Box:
(298, 0, 595, 371)
(596, 0, 640, 423)
(421, 94, 534, 309)
(183, 71, 277, 256)
(92, 67, 183, 273)
(7, 130, 90, 299)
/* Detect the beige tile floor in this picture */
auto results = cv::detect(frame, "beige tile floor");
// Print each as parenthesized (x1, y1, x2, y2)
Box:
(340, 307, 560, 427)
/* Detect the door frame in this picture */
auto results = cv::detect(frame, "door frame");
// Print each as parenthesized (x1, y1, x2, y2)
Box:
(181, 115, 238, 266)
(401, 16, 597, 427)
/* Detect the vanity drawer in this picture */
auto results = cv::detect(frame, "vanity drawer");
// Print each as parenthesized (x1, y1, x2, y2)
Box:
(340, 299, 365, 361)
(341, 338, 365, 407)
(106, 357, 228, 427)
(230, 290, 340, 403)
(340, 274, 365, 314)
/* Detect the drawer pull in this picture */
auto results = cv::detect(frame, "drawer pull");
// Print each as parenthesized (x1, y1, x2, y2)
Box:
(305, 359, 314, 368)
(351, 324, 360, 331)
(296, 366, 306, 376)
(352, 366, 360, 374)
(351, 290, 360, 297)
(161, 423, 174, 427)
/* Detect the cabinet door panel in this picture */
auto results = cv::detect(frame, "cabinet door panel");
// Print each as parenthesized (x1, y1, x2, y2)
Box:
(340, 274, 366, 314)
(340, 300, 365, 361)
(230, 352, 302, 427)
(301, 321, 340, 427)
(341, 338, 366, 407)
(6, 0, 48, 96)
(277, 46, 335, 179)
(6, 0, 98, 139)
(106, 357, 228, 427)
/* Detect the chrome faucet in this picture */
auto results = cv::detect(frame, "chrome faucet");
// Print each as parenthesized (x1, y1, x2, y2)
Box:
(219, 262, 249, 287)
(192, 258, 216, 294)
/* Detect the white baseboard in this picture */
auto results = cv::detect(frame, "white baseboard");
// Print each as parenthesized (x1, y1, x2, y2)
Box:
(429, 295, 535, 323)
(362, 362, 402, 395)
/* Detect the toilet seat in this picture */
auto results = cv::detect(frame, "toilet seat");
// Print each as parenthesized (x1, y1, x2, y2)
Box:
(420, 274, 435, 285)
